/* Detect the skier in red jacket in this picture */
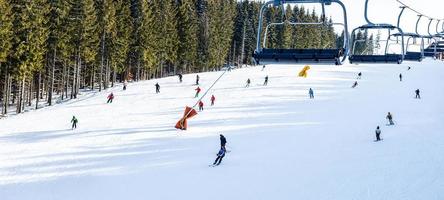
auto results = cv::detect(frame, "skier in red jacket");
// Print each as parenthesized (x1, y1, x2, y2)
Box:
(107, 93, 114, 103)
(210, 95, 215, 106)
(195, 87, 201, 98)
(198, 101, 204, 111)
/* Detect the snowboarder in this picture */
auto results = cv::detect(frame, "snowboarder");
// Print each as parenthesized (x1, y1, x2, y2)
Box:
(375, 126, 382, 141)
(194, 86, 201, 98)
(415, 89, 421, 99)
(264, 76, 269, 86)
(71, 116, 78, 130)
(196, 75, 200, 85)
(386, 112, 394, 125)
(399, 73, 403, 81)
(351, 81, 358, 88)
(245, 78, 251, 88)
(107, 93, 114, 103)
(212, 147, 226, 166)
(178, 74, 183, 83)
(123, 80, 128, 90)
(198, 101, 204, 111)
(211, 95, 216, 106)
(357, 72, 362, 79)
(309, 88, 314, 99)
(155, 83, 160, 94)
(220, 134, 227, 150)
(262, 65, 266, 71)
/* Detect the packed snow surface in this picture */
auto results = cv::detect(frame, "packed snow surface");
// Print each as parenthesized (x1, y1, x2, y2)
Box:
(1, 60, 444, 200)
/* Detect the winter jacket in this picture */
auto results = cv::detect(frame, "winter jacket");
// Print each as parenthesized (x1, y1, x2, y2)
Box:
(217, 148, 226, 157)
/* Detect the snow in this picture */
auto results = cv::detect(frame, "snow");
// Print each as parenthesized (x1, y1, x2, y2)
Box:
(1, 60, 444, 200)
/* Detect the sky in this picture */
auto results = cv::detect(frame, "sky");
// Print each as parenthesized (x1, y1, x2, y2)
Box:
(250, 0, 444, 35)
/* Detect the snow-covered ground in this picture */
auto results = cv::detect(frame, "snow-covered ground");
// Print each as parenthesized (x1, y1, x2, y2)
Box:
(1, 60, 443, 200)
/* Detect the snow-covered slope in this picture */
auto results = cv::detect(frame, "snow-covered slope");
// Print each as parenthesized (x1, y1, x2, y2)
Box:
(1, 60, 443, 200)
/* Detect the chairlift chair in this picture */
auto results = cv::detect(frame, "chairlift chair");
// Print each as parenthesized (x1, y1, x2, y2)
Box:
(253, 0, 350, 65)
(349, 0, 405, 64)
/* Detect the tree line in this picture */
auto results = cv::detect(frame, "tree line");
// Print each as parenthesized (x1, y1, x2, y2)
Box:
(0, 0, 371, 115)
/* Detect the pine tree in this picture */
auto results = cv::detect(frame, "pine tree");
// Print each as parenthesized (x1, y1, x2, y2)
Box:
(11, 0, 50, 113)
(111, 0, 131, 80)
(46, 0, 71, 106)
(177, 0, 198, 73)
(0, 0, 13, 114)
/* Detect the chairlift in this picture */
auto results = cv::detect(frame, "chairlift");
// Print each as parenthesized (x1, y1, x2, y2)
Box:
(349, 0, 405, 64)
(253, 0, 350, 65)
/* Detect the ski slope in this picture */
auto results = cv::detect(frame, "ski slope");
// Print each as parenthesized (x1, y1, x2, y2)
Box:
(1, 60, 444, 200)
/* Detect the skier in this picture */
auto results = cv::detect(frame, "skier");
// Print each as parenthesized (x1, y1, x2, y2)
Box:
(198, 101, 204, 111)
(107, 93, 114, 103)
(245, 78, 251, 88)
(123, 80, 128, 90)
(357, 72, 362, 79)
(196, 75, 200, 85)
(375, 126, 382, 141)
(264, 76, 269, 86)
(71, 116, 78, 130)
(178, 74, 183, 83)
(351, 81, 358, 88)
(211, 95, 216, 106)
(309, 88, 314, 99)
(220, 134, 227, 150)
(407, 66, 411, 71)
(415, 89, 421, 99)
(212, 147, 226, 166)
(262, 65, 266, 71)
(155, 83, 160, 94)
(194, 86, 201, 98)
(386, 112, 394, 125)
(399, 73, 403, 81)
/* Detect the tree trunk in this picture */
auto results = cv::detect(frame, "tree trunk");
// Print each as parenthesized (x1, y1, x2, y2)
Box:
(36, 72, 41, 109)
(2, 67, 8, 115)
(48, 48, 56, 106)
(100, 31, 105, 91)
(71, 53, 77, 99)
(91, 64, 95, 90)
(17, 77, 26, 114)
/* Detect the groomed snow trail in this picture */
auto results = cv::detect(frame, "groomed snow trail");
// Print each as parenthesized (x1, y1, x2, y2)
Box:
(1, 60, 443, 200)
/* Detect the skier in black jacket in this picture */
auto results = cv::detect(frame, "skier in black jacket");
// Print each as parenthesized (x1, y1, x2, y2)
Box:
(220, 134, 227, 150)
(155, 83, 160, 94)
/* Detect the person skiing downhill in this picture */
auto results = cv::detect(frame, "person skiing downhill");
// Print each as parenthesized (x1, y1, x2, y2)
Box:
(220, 134, 227, 150)
(198, 101, 204, 111)
(245, 78, 251, 88)
(194, 87, 201, 98)
(386, 112, 394, 125)
(407, 66, 411, 71)
(155, 83, 160, 94)
(196, 75, 200, 85)
(415, 89, 421, 99)
(212, 147, 226, 166)
(309, 88, 314, 99)
(351, 81, 358, 88)
(178, 74, 183, 83)
(262, 65, 266, 71)
(399, 73, 403, 81)
(123, 80, 128, 90)
(357, 72, 362, 79)
(71, 116, 78, 130)
(211, 95, 216, 106)
(107, 93, 114, 103)
(375, 126, 382, 141)
(264, 76, 269, 86)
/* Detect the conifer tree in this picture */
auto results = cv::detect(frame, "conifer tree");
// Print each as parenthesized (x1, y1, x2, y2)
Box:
(0, 0, 13, 114)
